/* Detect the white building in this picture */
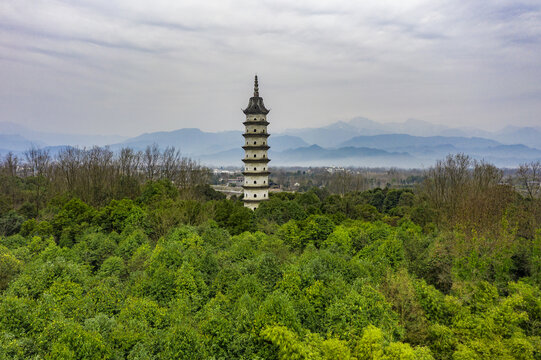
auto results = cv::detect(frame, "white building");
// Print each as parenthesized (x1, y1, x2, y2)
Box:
(242, 75, 270, 210)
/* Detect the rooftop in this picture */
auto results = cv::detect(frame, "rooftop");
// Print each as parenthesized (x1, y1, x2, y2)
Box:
(243, 75, 270, 115)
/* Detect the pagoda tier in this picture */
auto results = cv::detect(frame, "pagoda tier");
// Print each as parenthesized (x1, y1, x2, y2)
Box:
(242, 171, 271, 176)
(242, 185, 270, 190)
(242, 133, 270, 138)
(242, 158, 271, 163)
(243, 120, 270, 126)
(243, 198, 269, 203)
(242, 145, 270, 150)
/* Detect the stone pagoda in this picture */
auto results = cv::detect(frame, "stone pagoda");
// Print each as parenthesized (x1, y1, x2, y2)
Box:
(242, 75, 270, 210)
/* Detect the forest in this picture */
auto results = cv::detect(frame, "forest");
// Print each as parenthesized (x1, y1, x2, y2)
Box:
(1, 147, 541, 359)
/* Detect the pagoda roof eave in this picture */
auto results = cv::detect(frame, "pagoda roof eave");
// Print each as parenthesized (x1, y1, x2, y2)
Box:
(243, 96, 270, 115)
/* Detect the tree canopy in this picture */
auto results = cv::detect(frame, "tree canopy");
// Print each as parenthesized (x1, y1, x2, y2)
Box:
(1, 153, 541, 359)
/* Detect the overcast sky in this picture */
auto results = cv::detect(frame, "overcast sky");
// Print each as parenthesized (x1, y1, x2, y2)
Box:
(1, 0, 540, 136)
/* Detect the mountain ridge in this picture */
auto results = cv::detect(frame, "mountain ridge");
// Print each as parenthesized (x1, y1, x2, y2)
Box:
(1, 118, 540, 168)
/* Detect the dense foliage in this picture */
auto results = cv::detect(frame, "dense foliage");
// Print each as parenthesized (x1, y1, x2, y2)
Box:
(1, 154, 541, 359)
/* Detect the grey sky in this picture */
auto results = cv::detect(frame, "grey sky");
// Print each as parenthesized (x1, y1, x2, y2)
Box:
(1, 0, 540, 136)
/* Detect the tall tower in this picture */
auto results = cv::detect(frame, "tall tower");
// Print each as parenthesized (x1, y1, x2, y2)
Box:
(242, 75, 270, 210)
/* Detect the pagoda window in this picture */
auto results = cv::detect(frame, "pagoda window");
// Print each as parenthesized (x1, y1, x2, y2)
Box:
(253, 154, 256, 158)
(254, 194, 257, 198)
(254, 129, 257, 132)
(254, 180, 257, 184)
(254, 141, 256, 145)
(254, 167, 257, 170)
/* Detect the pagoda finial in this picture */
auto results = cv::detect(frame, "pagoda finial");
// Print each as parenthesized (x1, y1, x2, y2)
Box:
(243, 74, 269, 114)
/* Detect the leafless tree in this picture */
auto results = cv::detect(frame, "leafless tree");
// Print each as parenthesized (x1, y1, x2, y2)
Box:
(517, 161, 541, 200)
(57, 147, 82, 192)
(1, 152, 19, 177)
(422, 154, 517, 234)
(423, 153, 470, 210)
(472, 160, 503, 193)
(2, 145, 209, 209)
(143, 144, 160, 181)
(161, 146, 181, 180)
(118, 147, 141, 178)
(24, 146, 51, 177)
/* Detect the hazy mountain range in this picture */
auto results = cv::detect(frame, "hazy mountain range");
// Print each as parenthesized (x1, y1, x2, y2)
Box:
(1, 118, 540, 168)
(284, 118, 541, 149)
(0, 122, 126, 150)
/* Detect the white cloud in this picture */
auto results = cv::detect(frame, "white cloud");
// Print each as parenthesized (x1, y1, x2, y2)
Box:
(0, 0, 540, 135)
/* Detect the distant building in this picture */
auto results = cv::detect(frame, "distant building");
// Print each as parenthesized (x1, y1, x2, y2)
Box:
(242, 75, 270, 210)
(326, 166, 346, 173)
(227, 176, 244, 187)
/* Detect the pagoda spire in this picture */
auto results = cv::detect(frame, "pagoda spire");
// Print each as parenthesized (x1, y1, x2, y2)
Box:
(243, 74, 269, 115)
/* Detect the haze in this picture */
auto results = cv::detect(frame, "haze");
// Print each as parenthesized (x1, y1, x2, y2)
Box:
(1, 0, 540, 136)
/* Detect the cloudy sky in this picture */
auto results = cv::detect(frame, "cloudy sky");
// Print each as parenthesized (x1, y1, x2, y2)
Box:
(1, 0, 540, 136)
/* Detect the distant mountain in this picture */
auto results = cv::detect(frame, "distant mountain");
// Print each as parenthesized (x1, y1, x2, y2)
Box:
(492, 126, 541, 149)
(282, 122, 364, 147)
(272, 145, 415, 166)
(280, 118, 461, 147)
(117, 128, 241, 155)
(197, 145, 420, 168)
(340, 134, 500, 150)
(366, 118, 454, 137)
(269, 135, 309, 151)
(197, 148, 244, 165)
(0, 122, 126, 147)
(0, 144, 75, 158)
(468, 144, 541, 160)
(195, 130, 540, 168)
(0, 134, 44, 152)
(1, 117, 540, 168)
(277, 144, 397, 159)
(116, 129, 308, 155)
(281, 118, 541, 150)
(281, 117, 474, 144)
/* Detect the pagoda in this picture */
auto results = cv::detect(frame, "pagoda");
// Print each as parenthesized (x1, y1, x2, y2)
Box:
(242, 75, 270, 210)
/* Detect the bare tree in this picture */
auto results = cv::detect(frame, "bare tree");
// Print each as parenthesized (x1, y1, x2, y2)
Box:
(24, 146, 51, 177)
(161, 146, 181, 180)
(472, 160, 503, 193)
(422, 154, 517, 233)
(143, 144, 160, 181)
(517, 161, 541, 200)
(23, 146, 51, 215)
(118, 147, 141, 178)
(423, 153, 471, 210)
(2, 145, 209, 209)
(57, 147, 82, 192)
(0, 153, 21, 209)
(1, 152, 19, 177)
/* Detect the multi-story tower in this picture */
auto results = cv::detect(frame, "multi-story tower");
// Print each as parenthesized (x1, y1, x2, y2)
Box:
(242, 75, 270, 210)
